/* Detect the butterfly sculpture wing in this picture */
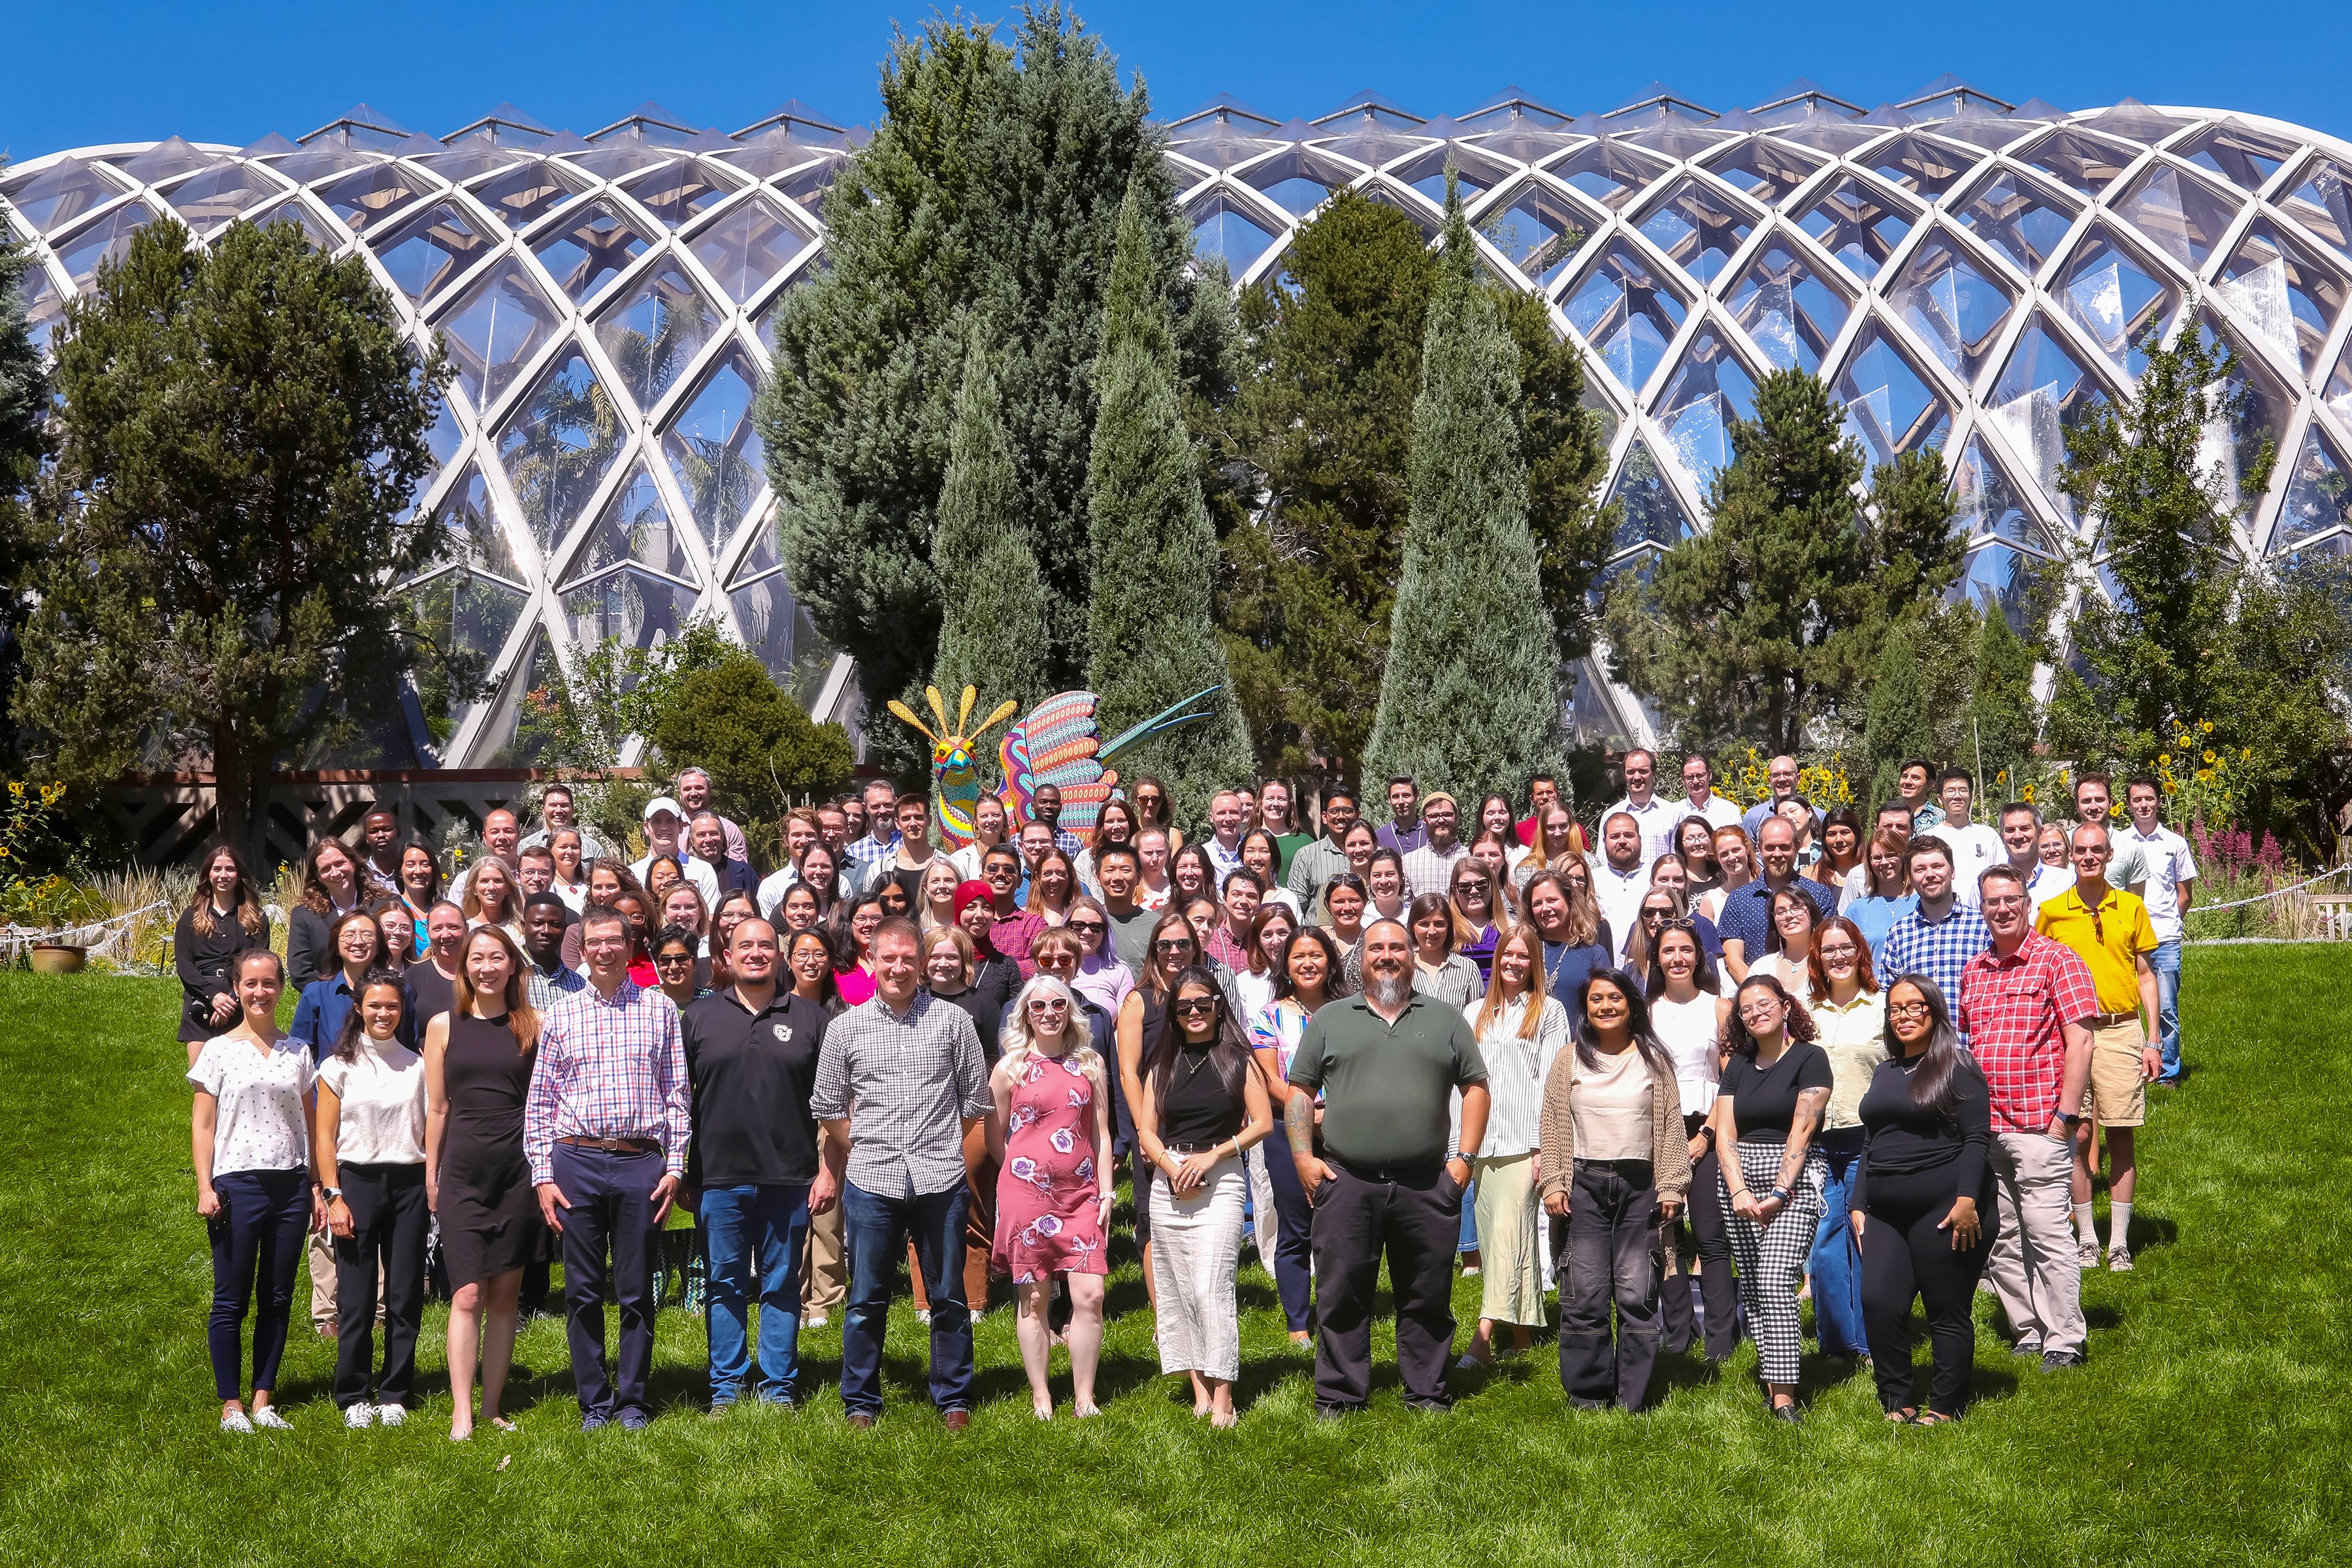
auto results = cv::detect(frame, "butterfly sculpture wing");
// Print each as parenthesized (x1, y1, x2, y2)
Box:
(996, 691, 1117, 838)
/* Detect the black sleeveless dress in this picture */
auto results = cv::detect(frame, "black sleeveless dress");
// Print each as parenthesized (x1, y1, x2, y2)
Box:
(438, 1013, 538, 1286)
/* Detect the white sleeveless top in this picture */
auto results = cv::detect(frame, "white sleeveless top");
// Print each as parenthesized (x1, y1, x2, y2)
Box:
(1648, 992, 1722, 1117)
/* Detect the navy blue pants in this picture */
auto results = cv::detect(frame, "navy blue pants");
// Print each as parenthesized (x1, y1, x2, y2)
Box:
(1260, 1140, 1315, 1333)
(841, 1181, 973, 1418)
(206, 1168, 310, 1401)
(553, 1143, 662, 1420)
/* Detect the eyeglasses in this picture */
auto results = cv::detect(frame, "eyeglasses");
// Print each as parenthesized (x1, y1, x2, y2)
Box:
(1173, 997, 1218, 1016)
(1887, 1002, 1933, 1019)
(1027, 998, 1070, 1013)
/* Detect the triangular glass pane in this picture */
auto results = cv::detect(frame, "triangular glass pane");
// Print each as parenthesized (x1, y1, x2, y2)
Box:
(406, 570, 529, 743)
(421, 399, 464, 468)
(469, 157, 590, 231)
(774, 159, 845, 209)
(1187, 191, 1278, 270)
(728, 513, 782, 583)
(165, 163, 283, 231)
(2194, 314, 2293, 525)
(1887, 229, 2014, 381)
(1540, 143, 1667, 211)
(242, 196, 336, 251)
(1700, 136, 1821, 204)
(2328, 335, 2352, 429)
(2271, 423, 2352, 553)
(494, 343, 625, 556)
(2216, 221, 2346, 375)
(110, 137, 220, 186)
(1635, 178, 1754, 287)
(1482, 179, 1587, 287)
(562, 464, 692, 585)
(2280, 157, 2351, 255)
(2111, 163, 2239, 270)
(1987, 318, 2098, 510)
(3, 157, 127, 234)
(2054, 226, 2178, 379)
(1954, 168, 2074, 276)
(1795, 175, 1913, 280)
(1655, 331, 1757, 499)
(271, 146, 372, 186)
(376, 201, 496, 305)
(661, 348, 768, 551)
(1953, 543, 2049, 636)
(1835, 325, 1952, 468)
(430, 463, 523, 583)
(2077, 99, 2191, 148)
(1311, 121, 1431, 169)
(595, 260, 719, 413)
(19, 265, 68, 354)
(1239, 147, 1355, 216)
(1727, 242, 1847, 372)
(689, 197, 813, 302)
(54, 202, 162, 286)
(1948, 436, 2052, 552)
(315, 165, 425, 237)
(1606, 440, 1697, 551)
(1863, 134, 1976, 199)
(435, 259, 562, 410)
(561, 143, 676, 180)
(730, 571, 831, 702)
(2176, 120, 2297, 191)
(1562, 240, 1688, 394)
(532, 198, 656, 304)
(625, 158, 736, 229)
(1388, 144, 1509, 206)
(563, 566, 704, 649)
(2018, 129, 2138, 197)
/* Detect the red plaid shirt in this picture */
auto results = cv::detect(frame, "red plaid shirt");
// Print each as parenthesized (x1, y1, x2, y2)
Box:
(1959, 932, 2099, 1134)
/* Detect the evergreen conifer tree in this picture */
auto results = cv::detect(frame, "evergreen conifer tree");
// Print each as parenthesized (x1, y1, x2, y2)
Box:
(932, 338, 1051, 720)
(1085, 179, 1251, 827)
(1963, 601, 2039, 796)
(0, 221, 50, 753)
(1361, 176, 1563, 801)
(1862, 623, 1929, 808)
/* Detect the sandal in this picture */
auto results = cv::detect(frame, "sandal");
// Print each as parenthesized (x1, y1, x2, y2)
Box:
(1914, 1409, 1959, 1428)
(1884, 1407, 1918, 1424)
(488, 1416, 519, 1433)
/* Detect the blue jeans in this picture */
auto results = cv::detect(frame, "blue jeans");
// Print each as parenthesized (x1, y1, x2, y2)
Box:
(699, 1183, 811, 1404)
(2149, 939, 2183, 1079)
(840, 1181, 973, 1418)
(1459, 1178, 1480, 1254)
(1807, 1131, 1868, 1356)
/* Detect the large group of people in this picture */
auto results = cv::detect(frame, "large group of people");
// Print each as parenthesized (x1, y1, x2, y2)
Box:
(179, 747, 2197, 1435)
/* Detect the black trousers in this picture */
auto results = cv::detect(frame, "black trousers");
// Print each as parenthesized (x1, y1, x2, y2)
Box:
(333, 1162, 429, 1409)
(1859, 1165, 1998, 1416)
(1558, 1160, 1664, 1410)
(1310, 1158, 1462, 1410)
(553, 1143, 662, 1419)
(1659, 1115, 1741, 1360)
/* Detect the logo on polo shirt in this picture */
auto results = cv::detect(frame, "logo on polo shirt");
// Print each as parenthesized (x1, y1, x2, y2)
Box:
(773, 1024, 793, 1043)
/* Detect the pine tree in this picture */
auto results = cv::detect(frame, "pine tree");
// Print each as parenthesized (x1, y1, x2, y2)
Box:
(1085, 178, 1251, 828)
(1862, 623, 1929, 809)
(0, 218, 50, 756)
(1963, 602, 2039, 798)
(1361, 176, 1563, 802)
(932, 338, 1051, 723)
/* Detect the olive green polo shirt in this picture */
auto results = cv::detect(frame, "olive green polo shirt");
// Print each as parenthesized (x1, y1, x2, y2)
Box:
(1287, 993, 1486, 1169)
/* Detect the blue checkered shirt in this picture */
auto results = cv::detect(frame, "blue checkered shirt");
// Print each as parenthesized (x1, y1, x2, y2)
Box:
(1879, 903, 1993, 1039)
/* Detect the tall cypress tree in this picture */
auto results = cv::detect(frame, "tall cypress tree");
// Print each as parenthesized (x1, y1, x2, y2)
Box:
(0, 220, 50, 755)
(932, 337, 1050, 721)
(1361, 176, 1563, 802)
(1086, 179, 1252, 828)
(1862, 623, 1929, 808)
(1964, 596, 2040, 795)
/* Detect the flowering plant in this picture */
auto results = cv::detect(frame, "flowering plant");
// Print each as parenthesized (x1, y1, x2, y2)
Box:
(2157, 721, 2246, 834)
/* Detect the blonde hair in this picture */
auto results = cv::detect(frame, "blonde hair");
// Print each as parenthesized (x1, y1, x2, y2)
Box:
(1473, 926, 1547, 1042)
(461, 858, 518, 926)
(921, 923, 975, 982)
(451, 924, 540, 1053)
(998, 973, 1107, 1096)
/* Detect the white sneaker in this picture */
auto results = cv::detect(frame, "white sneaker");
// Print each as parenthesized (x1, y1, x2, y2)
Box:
(2107, 1249, 2134, 1273)
(805, 1313, 828, 1329)
(344, 1403, 375, 1429)
(220, 1411, 254, 1435)
(915, 1309, 932, 1325)
(250, 1407, 293, 1431)
(376, 1403, 406, 1428)
(2077, 1239, 2102, 1270)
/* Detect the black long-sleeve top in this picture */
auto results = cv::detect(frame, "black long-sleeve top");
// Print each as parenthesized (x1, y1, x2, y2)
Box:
(928, 956, 1020, 1064)
(173, 905, 270, 1043)
(1850, 1052, 1993, 1213)
(286, 902, 346, 992)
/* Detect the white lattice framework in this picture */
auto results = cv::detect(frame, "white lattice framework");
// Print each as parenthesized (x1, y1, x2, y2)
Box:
(7, 80, 2352, 760)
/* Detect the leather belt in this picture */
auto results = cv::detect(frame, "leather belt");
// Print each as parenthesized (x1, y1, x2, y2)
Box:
(557, 1135, 661, 1154)
(2090, 1011, 2140, 1028)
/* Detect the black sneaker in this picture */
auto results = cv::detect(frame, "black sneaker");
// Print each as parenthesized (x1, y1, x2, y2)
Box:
(2040, 1349, 2087, 1371)
(2011, 1338, 2044, 1358)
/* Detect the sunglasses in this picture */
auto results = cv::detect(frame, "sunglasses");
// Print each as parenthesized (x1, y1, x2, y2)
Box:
(1028, 998, 1070, 1012)
(1154, 938, 1195, 953)
(1067, 919, 1107, 934)
(654, 952, 696, 968)
(1173, 997, 1218, 1015)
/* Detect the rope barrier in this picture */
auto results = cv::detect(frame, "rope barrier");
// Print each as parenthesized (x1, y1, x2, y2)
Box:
(2190, 865, 2346, 913)
(1, 898, 171, 960)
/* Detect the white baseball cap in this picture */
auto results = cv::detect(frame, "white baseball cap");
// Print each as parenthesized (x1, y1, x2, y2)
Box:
(642, 795, 685, 824)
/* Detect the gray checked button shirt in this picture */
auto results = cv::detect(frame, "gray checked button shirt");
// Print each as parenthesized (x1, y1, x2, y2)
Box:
(809, 991, 990, 1200)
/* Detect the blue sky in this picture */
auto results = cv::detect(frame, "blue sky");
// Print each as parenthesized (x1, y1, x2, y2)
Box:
(6, 0, 2350, 159)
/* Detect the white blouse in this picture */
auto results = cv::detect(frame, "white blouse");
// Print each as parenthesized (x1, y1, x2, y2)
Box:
(1649, 992, 1723, 1117)
(316, 1037, 428, 1166)
(1468, 992, 1571, 1159)
(188, 1035, 314, 1177)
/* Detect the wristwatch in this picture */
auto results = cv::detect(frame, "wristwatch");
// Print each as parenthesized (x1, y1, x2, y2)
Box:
(2056, 1111, 2083, 1128)
(321, 1186, 343, 1203)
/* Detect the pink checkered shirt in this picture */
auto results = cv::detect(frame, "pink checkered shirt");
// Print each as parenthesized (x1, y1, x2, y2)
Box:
(1957, 932, 2099, 1134)
(524, 979, 691, 1183)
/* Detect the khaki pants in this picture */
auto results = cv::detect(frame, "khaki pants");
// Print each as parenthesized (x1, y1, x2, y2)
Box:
(1985, 1130, 2083, 1356)
(802, 1200, 847, 1316)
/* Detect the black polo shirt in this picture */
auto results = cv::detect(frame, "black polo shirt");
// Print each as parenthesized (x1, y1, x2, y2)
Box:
(1288, 993, 1486, 1169)
(681, 987, 828, 1188)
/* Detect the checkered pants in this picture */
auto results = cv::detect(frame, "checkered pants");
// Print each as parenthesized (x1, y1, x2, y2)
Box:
(1721, 1139, 1829, 1384)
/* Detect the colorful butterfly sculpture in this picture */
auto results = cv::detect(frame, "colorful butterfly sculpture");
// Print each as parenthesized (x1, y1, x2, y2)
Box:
(888, 685, 1224, 849)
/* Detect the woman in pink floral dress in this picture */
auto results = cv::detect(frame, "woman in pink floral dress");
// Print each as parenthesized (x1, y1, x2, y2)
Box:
(989, 973, 1115, 1420)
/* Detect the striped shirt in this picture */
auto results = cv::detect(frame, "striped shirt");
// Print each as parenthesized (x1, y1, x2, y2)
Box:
(523, 979, 691, 1183)
(527, 959, 588, 1014)
(809, 991, 990, 1200)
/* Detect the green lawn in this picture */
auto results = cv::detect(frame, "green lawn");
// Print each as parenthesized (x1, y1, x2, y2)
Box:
(2, 949, 2346, 1566)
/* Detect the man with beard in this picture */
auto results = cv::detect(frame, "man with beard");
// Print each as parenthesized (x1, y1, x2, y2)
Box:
(1285, 919, 1491, 1417)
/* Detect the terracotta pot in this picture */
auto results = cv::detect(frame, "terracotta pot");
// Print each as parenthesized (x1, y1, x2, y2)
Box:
(29, 943, 87, 975)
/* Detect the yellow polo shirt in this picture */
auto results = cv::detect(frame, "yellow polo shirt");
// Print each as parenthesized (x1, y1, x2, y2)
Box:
(2034, 883, 2157, 1015)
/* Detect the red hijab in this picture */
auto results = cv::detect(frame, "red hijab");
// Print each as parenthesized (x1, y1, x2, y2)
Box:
(952, 879, 1002, 961)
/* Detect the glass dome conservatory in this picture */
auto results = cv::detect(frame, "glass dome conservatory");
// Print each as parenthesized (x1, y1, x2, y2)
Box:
(7, 78, 2350, 759)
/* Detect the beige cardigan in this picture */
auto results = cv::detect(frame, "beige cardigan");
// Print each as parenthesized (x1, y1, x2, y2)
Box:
(1535, 1043, 1693, 1204)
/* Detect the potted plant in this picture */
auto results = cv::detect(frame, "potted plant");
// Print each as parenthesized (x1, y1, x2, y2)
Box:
(7, 874, 108, 973)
